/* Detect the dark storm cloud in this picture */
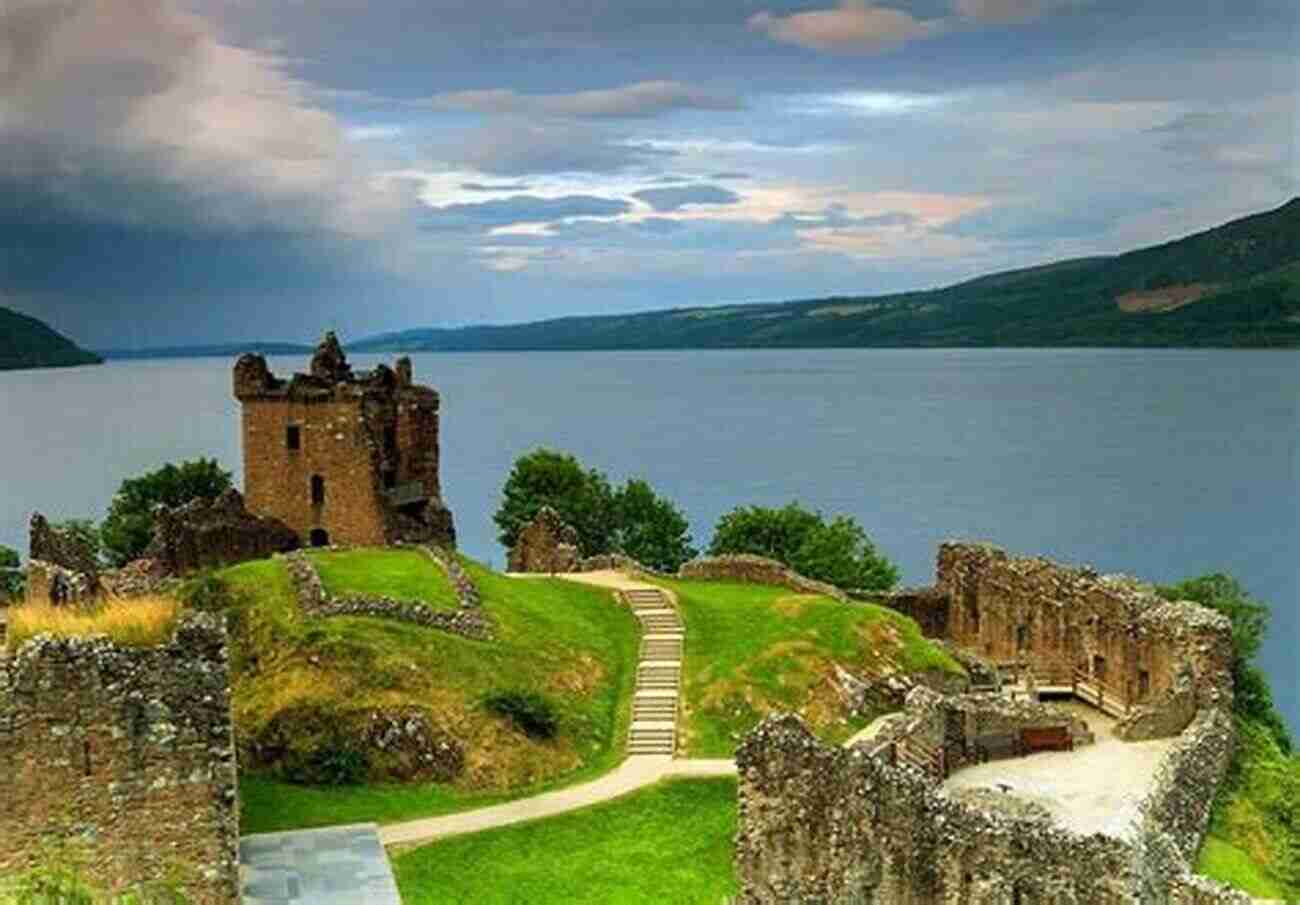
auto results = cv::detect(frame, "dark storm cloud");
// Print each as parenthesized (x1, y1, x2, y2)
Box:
(421, 195, 633, 231)
(631, 185, 743, 212)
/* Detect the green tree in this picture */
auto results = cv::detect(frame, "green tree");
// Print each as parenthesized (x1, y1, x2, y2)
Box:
(612, 479, 697, 573)
(0, 545, 22, 600)
(494, 450, 616, 557)
(709, 503, 899, 592)
(100, 459, 232, 567)
(1156, 573, 1291, 753)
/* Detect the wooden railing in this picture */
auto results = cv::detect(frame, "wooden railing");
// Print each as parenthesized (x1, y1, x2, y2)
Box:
(894, 736, 947, 781)
(1073, 668, 1131, 717)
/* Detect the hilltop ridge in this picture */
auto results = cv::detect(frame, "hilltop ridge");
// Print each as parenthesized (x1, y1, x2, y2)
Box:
(0, 307, 102, 371)
(351, 197, 1300, 351)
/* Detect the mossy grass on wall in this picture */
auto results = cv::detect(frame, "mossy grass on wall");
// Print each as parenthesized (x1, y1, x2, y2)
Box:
(222, 554, 638, 834)
(656, 577, 962, 757)
(307, 547, 459, 610)
(5, 596, 181, 651)
(392, 777, 738, 905)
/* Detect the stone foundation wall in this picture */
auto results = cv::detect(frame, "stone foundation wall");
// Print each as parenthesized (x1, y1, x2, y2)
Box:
(26, 559, 96, 605)
(678, 555, 848, 602)
(507, 507, 580, 574)
(282, 550, 491, 640)
(867, 586, 949, 638)
(0, 614, 239, 904)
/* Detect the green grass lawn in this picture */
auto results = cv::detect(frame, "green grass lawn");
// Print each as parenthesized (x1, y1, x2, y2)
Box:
(1197, 837, 1289, 900)
(393, 778, 738, 905)
(308, 547, 459, 609)
(222, 554, 639, 834)
(655, 578, 962, 757)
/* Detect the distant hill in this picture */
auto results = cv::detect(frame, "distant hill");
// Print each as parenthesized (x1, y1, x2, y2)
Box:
(98, 342, 312, 361)
(351, 197, 1300, 351)
(0, 308, 102, 371)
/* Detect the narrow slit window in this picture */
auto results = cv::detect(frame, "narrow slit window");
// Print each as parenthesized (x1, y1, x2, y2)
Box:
(311, 475, 325, 505)
(286, 425, 301, 450)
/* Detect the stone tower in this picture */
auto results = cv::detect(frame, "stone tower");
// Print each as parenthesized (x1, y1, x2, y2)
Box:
(232, 333, 455, 549)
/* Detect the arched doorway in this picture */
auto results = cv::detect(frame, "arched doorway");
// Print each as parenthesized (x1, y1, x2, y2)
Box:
(310, 528, 330, 548)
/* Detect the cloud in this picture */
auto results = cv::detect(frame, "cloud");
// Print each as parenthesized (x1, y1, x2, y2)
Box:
(632, 185, 742, 212)
(446, 120, 673, 175)
(421, 194, 633, 231)
(749, 0, 1080, 53)
(427, 80, 742, 119)
(0, 0, 397, 236)
(952, 0, 1068, 24)
(748, 2, 936, 53)
(938, 194, 1174, 242)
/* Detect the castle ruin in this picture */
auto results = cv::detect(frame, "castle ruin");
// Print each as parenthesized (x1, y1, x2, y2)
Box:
(733, 542, 1246, 905)
(233, 333, 455, 549)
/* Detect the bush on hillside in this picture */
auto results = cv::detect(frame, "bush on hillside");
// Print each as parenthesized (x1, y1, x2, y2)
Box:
(494, 450, 616, 557)
(611, 479, 698, 572)
(100, 459, 232, 567)
(484, 690, 559, 740)
(709, 503, 898, 592)
(494, 450, 697, 569)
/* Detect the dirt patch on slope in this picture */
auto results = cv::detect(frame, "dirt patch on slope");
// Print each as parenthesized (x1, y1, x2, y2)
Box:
(1116, 283, 1216, 313)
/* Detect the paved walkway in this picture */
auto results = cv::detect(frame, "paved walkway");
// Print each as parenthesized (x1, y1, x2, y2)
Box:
(241, 824, 401, 905)
(377, 570, 738, 849)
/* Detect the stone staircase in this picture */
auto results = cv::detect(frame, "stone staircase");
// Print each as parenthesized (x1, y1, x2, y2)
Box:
(624, 588, 683, 757)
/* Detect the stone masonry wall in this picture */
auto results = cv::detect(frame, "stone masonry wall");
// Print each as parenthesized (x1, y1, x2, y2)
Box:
(507, 507, 579, 574)
(735, 710, 1247, 905)
(934, 542, 1234, 737)
(144, 488, 299, 576)
(0, 614, 239, 904)
(679, 555, 849, 602)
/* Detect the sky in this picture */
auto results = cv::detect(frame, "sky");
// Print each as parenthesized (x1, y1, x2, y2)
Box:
(1, 0, 1296, 348)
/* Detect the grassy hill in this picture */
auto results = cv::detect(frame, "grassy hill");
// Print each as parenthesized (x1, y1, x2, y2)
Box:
(212, 553, 640, 834)
(656, 578, 963, 756)
(0, 306, 102, 371)
(351, 197, 1300, 351)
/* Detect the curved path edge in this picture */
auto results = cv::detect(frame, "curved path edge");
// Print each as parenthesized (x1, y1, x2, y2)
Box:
(378, 569, 736, 850)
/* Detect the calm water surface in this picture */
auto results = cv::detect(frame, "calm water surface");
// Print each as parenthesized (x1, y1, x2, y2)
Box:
(2, 349, 1296, 731)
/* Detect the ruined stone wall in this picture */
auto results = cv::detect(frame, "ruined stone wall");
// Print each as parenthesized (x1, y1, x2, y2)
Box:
(935, 543, 1234, 733)
(0, 614, 239, 904)
(282, 550, 491, 640)
(679, 555, 849, 602)
(144, 488, 299, 575)
(735, 712, 1248, 905)
(868, 586, 949, 638)
(736, 714, 1137, 905)
(507, 508, 580, 574)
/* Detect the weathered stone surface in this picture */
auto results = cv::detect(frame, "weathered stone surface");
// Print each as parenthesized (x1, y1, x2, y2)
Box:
(868, 585, 950, 638)
(363, 707, 464, 782)
(935, 542, 1235, 735)
(1117, 666, 1198, 741)
(678, 554, 848, 602)
(29, 512, 99, 587)
(734, 708, 1245, 905)
(507, 507, 580, 574)
(144, 488, 299, 576)
(234, 333, 456, 550)
(0, 614, 239, 905)
(26, 559, 96, 605)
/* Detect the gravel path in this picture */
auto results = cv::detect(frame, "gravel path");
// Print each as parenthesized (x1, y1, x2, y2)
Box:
(941, 702, 1177, 839)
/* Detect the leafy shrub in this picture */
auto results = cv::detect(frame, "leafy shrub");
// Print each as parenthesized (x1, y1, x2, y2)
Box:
(176, 573, 231, 613)
(100, 459, 232, 567)
(0, 545, 22, 602)
(281, 741, 369, 787)
(484, 690, 559, 740)
(709, 503, 898, 591)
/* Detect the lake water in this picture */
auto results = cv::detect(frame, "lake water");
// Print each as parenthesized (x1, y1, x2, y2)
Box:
(1, 349, 1296, 733)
